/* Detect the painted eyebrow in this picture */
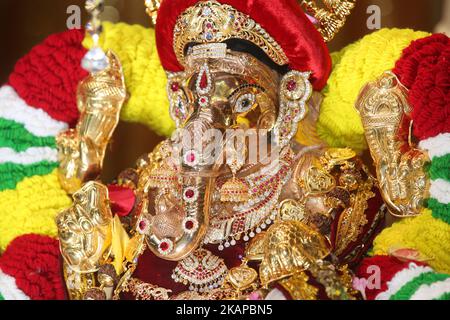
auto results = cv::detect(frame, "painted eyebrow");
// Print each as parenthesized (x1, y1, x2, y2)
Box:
(227, 83, 266, 100)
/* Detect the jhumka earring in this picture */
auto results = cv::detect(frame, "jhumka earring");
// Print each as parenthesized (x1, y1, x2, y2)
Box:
(82, 0, 109, 73)
(220, 130, 250, 202)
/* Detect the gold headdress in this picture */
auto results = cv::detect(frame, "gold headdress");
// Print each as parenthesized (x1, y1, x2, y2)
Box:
(146, 0, 356, 42)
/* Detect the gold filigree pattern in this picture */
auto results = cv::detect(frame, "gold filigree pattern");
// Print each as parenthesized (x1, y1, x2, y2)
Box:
(173, 1, 289, 67)
(259, 220, 331, 285)
(279, 272, 318, 300)
(356, 71, 429, 217)
(301, 0, 356, 42)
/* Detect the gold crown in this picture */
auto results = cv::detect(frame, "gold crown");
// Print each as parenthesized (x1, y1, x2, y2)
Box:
(146, 0, 355, 42)
(173, 1, 289, 67)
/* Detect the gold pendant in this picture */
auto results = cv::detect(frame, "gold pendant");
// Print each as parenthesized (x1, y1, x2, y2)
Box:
(219, 176, 250, 202)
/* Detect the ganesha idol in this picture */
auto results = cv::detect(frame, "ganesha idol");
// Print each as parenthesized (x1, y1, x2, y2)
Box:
(48, 0, 434, 300)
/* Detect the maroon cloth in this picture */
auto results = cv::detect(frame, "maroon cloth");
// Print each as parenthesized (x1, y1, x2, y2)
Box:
(123, 242, 245, 298)
(155, 0, 331, 90)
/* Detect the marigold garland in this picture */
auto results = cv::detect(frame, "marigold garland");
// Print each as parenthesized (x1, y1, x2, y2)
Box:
(0, 170, 72, 251)
(373, 209, 450, 274)
(317, 28, 430, 152)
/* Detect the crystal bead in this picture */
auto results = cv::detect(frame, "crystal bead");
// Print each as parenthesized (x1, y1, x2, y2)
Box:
(249, 231, 255, 238)
(243, 235, 249, 241)
(256, 227, 262, 233)
(218, 244, 224, 251)
(224, 241, 230, 248)
(81, 47, 109, 73)
(230, 239, 236, 246)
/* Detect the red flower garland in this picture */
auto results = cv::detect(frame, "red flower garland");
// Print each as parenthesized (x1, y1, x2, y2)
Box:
(0, 234, 65, 300)
(355, 255, 427, 300)
(8, 29, 88, 127)
(393, 34, 450, 140)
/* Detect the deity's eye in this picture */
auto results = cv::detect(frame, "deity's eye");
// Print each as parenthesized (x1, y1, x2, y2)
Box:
(234, 93, 256, 113)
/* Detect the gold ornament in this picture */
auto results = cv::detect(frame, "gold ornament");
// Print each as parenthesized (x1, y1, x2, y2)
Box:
(226, 264, 259, 292)
(57, 51, 126, 194)
(56, 181, 113, 274)
(244, 232, 267, 262)
(273, 71, 312, 150)
(173, 1, 289, 67)
(122, 278, 172, 300)
(220, 129, 250, 202)
(300, 0, 356, 42)
(356, 71, 430, 217)
(278, 272, 319, 300)
(172, 248, 229, 292)
(145, 0, 162, 26)
(259, 220, 331, 286)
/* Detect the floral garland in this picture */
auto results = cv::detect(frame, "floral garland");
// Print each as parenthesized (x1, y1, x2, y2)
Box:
(373, 34, 450, 274)
(317, 28, 430, 153)
(355, 256, 450, 300)
(0, 235, 65, 300)
(0, 23, 447, 299)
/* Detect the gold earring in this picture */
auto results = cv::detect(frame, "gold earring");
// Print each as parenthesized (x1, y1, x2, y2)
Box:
(220, 133, 250, 202)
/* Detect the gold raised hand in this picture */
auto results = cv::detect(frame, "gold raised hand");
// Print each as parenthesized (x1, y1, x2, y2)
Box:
(57, 51, 126, 194)
(356, 71, 429, 217)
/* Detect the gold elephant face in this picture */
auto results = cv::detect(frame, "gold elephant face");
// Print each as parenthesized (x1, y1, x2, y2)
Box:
(56, 181, 113, 273)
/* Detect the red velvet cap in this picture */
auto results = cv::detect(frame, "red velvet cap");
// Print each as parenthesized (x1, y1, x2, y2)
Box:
(156, 0, 332, 90)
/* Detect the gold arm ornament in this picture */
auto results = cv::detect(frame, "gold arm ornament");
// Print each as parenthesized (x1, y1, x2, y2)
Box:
(356, 71, 430, 218)
(56, 51, 127, 194)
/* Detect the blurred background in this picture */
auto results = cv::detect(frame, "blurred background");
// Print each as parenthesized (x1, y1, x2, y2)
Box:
(0, 0, 447, 181)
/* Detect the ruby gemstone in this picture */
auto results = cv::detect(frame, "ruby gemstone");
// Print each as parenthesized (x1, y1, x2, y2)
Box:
(171, 82, 180, 92)
(185, 189, 195, 198)
(286, 80, 297, 91)
(159, 242, 169, 251)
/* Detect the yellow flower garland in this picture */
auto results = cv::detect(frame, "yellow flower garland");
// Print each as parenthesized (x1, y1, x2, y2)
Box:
(317, 28, 430, 152)
(83, 22, 175, 137)
(0, 170, 72, 252)
(373, 209, 450, 274)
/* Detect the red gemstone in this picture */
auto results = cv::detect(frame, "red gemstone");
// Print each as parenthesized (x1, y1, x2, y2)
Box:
(139, 220, 147, 230)
(206, 22, 213, 29)
(186, 152, 196, 163)
(287, 80, 297, 91)
(199, 72, 209, 90)
(159, 242, 169, 251)
(171, 82, 180, 92)
(185, 220, 194, 230)
(185, 189, 195, 198)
